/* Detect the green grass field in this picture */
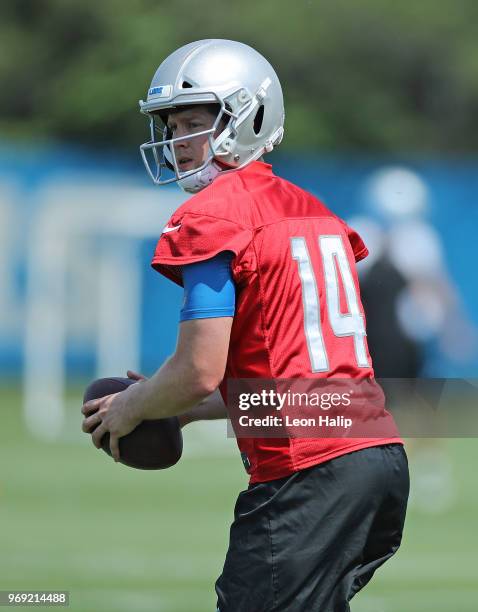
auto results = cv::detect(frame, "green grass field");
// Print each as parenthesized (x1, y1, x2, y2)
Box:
(1, 385, 477, 611)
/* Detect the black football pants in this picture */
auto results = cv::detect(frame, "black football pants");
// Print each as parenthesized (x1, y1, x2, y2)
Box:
(215, 443, 409, 612)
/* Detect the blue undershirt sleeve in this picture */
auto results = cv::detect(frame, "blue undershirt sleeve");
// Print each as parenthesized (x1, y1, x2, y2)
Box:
(180, 251, 236, 321)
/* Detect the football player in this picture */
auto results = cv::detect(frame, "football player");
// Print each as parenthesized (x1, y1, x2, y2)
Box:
(82, 39, 409, 611)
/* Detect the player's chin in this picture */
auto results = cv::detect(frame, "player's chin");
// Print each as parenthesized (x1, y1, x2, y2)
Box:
(178, 161, 198, 173)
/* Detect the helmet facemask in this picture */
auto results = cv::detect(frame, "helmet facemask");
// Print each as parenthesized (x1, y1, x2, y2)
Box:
(140, 102, 233, 193)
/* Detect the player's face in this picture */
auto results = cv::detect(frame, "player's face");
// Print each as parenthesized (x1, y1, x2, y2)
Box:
(167, 106, 221, 172)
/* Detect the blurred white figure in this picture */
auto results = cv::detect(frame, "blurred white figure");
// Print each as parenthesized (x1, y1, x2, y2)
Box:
(353, 166, 478, 514)
(350, 216, 423, 379)
(366, 166, 429, 220)
(363, 165, 477, 363)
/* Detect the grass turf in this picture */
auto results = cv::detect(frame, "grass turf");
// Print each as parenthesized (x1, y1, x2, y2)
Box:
(1, 385, 477, 611)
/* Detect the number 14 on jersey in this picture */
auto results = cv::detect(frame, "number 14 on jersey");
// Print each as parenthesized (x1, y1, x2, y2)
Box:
(291, 235, 369, 373)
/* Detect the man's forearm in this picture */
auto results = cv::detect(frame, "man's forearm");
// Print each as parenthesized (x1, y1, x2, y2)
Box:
(127, 354, 219, 421)
(177, 389, 227, 427)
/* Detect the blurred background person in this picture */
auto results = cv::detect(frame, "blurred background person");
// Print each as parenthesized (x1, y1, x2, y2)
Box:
(351, 166, 478, 513)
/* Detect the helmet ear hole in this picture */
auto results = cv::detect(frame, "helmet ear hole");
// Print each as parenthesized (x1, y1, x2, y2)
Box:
(253, 105, 264, 135)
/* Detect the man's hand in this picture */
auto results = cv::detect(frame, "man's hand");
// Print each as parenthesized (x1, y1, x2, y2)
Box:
(81, 385, 143, 462)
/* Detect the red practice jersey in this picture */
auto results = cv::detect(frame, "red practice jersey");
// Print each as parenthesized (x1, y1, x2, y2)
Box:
(152, 161, 403, 483)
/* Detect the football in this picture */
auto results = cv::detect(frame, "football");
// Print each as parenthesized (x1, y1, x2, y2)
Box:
(83, 377, 183, 470)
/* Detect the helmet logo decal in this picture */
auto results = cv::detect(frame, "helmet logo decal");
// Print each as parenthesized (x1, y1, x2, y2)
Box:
(148, 85, 172, 98)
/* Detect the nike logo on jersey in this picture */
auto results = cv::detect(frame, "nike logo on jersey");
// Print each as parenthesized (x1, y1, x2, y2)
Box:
(162, 224, 182, 234)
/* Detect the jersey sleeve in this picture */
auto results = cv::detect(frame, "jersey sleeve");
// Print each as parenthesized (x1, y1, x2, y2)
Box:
(341, 220, 369, 262)
(151, 211, 253, 287)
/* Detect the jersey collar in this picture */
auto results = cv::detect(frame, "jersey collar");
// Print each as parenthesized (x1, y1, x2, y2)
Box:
(237, 160, 273, 176)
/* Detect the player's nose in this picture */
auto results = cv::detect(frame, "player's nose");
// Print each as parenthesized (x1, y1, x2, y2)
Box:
(174, 135, 190, 152)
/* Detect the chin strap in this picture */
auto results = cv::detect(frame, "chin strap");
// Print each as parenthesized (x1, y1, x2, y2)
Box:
(178, 160, 222, 194)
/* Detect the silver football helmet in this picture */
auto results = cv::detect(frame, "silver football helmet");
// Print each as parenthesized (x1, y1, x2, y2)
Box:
(139, 39, 285, 193)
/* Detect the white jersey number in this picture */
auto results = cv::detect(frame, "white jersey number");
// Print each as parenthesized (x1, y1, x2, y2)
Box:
(291, 235, 369, 372)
